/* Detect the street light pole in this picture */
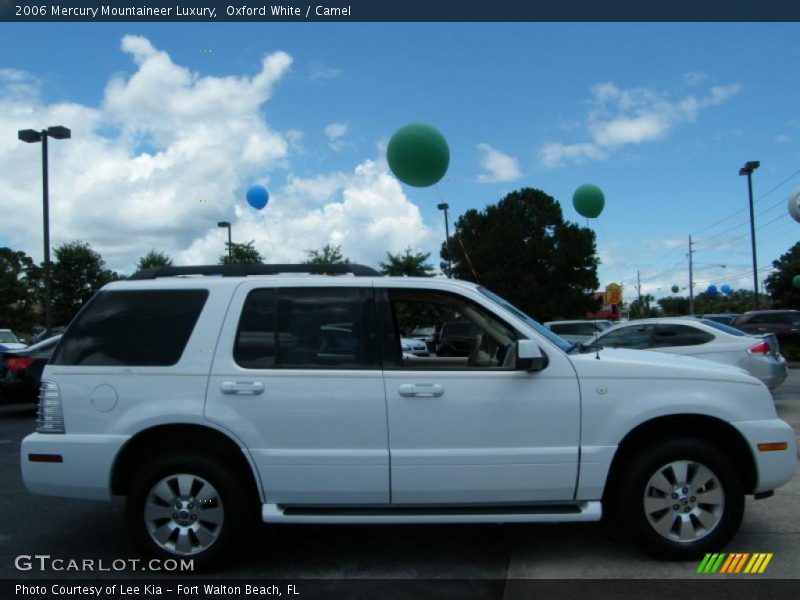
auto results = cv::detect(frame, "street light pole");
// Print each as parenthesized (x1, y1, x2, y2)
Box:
(739, 160, 760, 310)
(217, 221, 232, 261)
(18, 126, 71, 338)
(437, 202, 451, 277)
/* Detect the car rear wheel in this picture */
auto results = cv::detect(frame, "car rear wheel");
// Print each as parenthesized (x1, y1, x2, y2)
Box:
(617, 438, 744, 559)
(126, 453, 252, 570)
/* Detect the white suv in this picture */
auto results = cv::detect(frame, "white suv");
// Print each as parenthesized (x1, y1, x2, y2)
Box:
(21, 264, 797, 569)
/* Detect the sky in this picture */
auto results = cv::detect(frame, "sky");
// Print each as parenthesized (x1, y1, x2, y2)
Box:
(1, 22, 799, 304)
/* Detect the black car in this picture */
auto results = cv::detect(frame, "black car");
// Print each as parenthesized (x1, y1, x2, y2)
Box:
(733, 310, 800, 347)
(0, 335, 61, 403)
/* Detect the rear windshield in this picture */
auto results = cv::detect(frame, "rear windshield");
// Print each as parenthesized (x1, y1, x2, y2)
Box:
(699, 318, 747, 337)
(52, 289, 208, 366)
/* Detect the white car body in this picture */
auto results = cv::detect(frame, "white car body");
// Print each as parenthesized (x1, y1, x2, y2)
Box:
(20, 270, 797, 564)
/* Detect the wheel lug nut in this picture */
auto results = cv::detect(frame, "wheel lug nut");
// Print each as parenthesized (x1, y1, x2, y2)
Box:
(684, 507, 691, 513)
(172, 513, 178, 519)
(187, 503, 193, 510)
(191, 515, 197, 520)
(671, 493, 678, 499)
(673, 504, 680, 510)
(690, 497, 696, 502)
(682, 487, 688, 494)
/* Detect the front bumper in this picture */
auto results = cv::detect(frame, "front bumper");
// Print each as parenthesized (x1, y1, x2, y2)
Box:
(733, 419, 797, 493)
(21, 432, 129, 501)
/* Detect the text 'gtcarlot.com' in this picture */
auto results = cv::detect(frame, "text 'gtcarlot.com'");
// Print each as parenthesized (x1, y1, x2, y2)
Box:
(14, 554, 194, 572)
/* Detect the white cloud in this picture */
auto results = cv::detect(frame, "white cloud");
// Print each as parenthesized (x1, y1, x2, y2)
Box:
(324, 121, 349, 152)
(538, 81, 742, 169)
(1, 36, 434, 274)
(476, 143, 522, 183)
(309, 63, 341, 81)
(775, 133, 791, 143)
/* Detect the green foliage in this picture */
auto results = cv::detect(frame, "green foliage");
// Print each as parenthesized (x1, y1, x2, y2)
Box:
(50, 241, 119, 326)
(657, 289, 767, 316)
(440, 187, 599, 322)
(303, 244, 350, 265)
(379, 247, 435, 277)
(136, 249, 173, 271)
(657, 295, 690, 316)
(0, 247, 41, 335)
(765, 241, 800, 309)
(629, 294, 658, 319)
(219, 241, 263, 265)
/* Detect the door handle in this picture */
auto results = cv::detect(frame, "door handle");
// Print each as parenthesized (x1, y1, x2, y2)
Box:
(398, 383, 444, 398)
(221, 381, 264, 395)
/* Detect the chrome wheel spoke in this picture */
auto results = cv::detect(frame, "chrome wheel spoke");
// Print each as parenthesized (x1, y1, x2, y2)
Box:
(690, 464, 715, 489)
(145, 502, 174, 521)
(668, 461, 689, 486)
(695, 508, 720, 530)
(648, 471, 673, 495)
(696, 487, 724, 506)
(193, 525, 217, 548)
(650, 512, 677, 538)
(677, 516, 695, 541)
(150, 522, 175, 545)
(151, 481, 175, 505)
(199, 505, 224, 525)
(174, 528, 194, 554)
(176, 474, 195, 498)
(644, 495, 673, 514)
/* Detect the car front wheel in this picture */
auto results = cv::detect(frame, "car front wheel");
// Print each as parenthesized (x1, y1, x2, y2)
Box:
(618, 438, 744, 559)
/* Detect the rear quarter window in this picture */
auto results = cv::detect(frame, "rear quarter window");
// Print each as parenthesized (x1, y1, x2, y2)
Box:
(51, 289, 208, 366)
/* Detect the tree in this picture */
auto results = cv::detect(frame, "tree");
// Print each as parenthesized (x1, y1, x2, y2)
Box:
(765, 241, 800, 309)
(657, 296, 690, 316)
(219, 241, 263, 265)
(0, 247, 42, 335)
(136, 250, 173, 271)
(440, 187, 599, 322)
(50, 241, 119, 325)
(629, 294, 658, 319)
(379, 247, 435, 277)
(303, 244, 350, 265)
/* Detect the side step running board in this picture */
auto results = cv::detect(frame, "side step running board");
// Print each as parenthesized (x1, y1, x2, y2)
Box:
(262, 501, 602, 524)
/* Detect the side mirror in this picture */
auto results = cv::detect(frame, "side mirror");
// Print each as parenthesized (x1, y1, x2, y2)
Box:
(516, 339, 547, 371)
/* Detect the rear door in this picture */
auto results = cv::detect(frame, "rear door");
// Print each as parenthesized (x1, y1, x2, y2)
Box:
(204, 281, 390, 505)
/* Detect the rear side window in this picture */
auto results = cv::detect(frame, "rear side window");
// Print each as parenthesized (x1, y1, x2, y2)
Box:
(235, 287, 379, 369)
(52, 290, 208, 366)
(651, 325, 714, 347)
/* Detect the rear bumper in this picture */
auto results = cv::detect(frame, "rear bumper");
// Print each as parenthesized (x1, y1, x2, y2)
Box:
(732, 419, 797, 493)
(21, 432, 129, 500)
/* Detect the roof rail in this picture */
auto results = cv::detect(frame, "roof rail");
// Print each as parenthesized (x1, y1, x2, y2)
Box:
(128, 263, 381, 280)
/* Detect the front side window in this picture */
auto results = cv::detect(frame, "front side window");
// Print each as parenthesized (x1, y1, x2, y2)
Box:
(235, 287, 378, 369)
(386, 289, 519, 369)
(52, 289, 208, 366)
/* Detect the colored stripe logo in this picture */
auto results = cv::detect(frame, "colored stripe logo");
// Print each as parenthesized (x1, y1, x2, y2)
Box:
(697, 553, 773, 574)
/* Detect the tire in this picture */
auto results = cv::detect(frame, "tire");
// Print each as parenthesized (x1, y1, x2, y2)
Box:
(616, 438, 744, 560)
(126, 453, 253, 570)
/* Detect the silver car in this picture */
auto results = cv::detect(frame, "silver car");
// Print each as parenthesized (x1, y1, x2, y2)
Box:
(544, 319, 614, 345)
(592, 317, 788, 389)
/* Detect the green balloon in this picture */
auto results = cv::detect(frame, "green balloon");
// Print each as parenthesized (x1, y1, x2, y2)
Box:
(572, 184, 605, 219)
(793, 275, 800, 289)
(671, 285, 680, 294)
(387, 123, 450, 187)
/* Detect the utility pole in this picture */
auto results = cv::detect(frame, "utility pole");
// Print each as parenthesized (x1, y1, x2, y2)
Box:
(636, 270, 642, 305)
(739, 161, 760, 309)
(688, 236, 695, 316)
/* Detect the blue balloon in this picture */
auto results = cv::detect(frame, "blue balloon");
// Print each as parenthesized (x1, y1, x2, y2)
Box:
(720, 284, 731, 294)
(707, 285, 718, 295)
(246, 185, 269, 210)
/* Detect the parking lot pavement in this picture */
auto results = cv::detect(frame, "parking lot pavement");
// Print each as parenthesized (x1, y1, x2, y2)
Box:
(0, 372, 798, 580)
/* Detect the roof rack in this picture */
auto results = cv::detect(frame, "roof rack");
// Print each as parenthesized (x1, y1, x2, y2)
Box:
(129, 264, 381, 280)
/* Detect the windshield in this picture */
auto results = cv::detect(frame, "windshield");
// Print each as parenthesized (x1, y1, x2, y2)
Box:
(478, 287, 573, 352)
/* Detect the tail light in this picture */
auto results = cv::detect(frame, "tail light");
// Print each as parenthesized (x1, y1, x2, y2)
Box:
(36, 380, 65, 434)
(5, 356, 35, 371)
(748, 341, 771, 355)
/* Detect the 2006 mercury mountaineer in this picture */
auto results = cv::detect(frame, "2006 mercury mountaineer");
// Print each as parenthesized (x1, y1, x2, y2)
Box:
(21, 264, 797, 569)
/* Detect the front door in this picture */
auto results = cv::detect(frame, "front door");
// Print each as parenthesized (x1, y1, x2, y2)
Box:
(380, 286, 581, 504)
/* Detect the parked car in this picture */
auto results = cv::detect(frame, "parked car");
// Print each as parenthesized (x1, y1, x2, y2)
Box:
(733, 310, 800, 347)
(0, 328, 27, 351)
(699, 314, 739, 326)
(409, 325, 438, 352)
(544, 319, 614, 344)
(400, 337, 429, 356)
(0, 335, 61, 402)
(592, 317, 788, 389)
(21, 264, 796, 569)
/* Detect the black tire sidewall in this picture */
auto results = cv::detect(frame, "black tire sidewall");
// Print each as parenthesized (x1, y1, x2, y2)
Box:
(125, 453, 251, 570)
(618, 438, 745, 560)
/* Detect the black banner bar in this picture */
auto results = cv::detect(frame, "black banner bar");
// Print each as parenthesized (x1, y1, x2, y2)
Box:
(2, 0, 800, 22)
